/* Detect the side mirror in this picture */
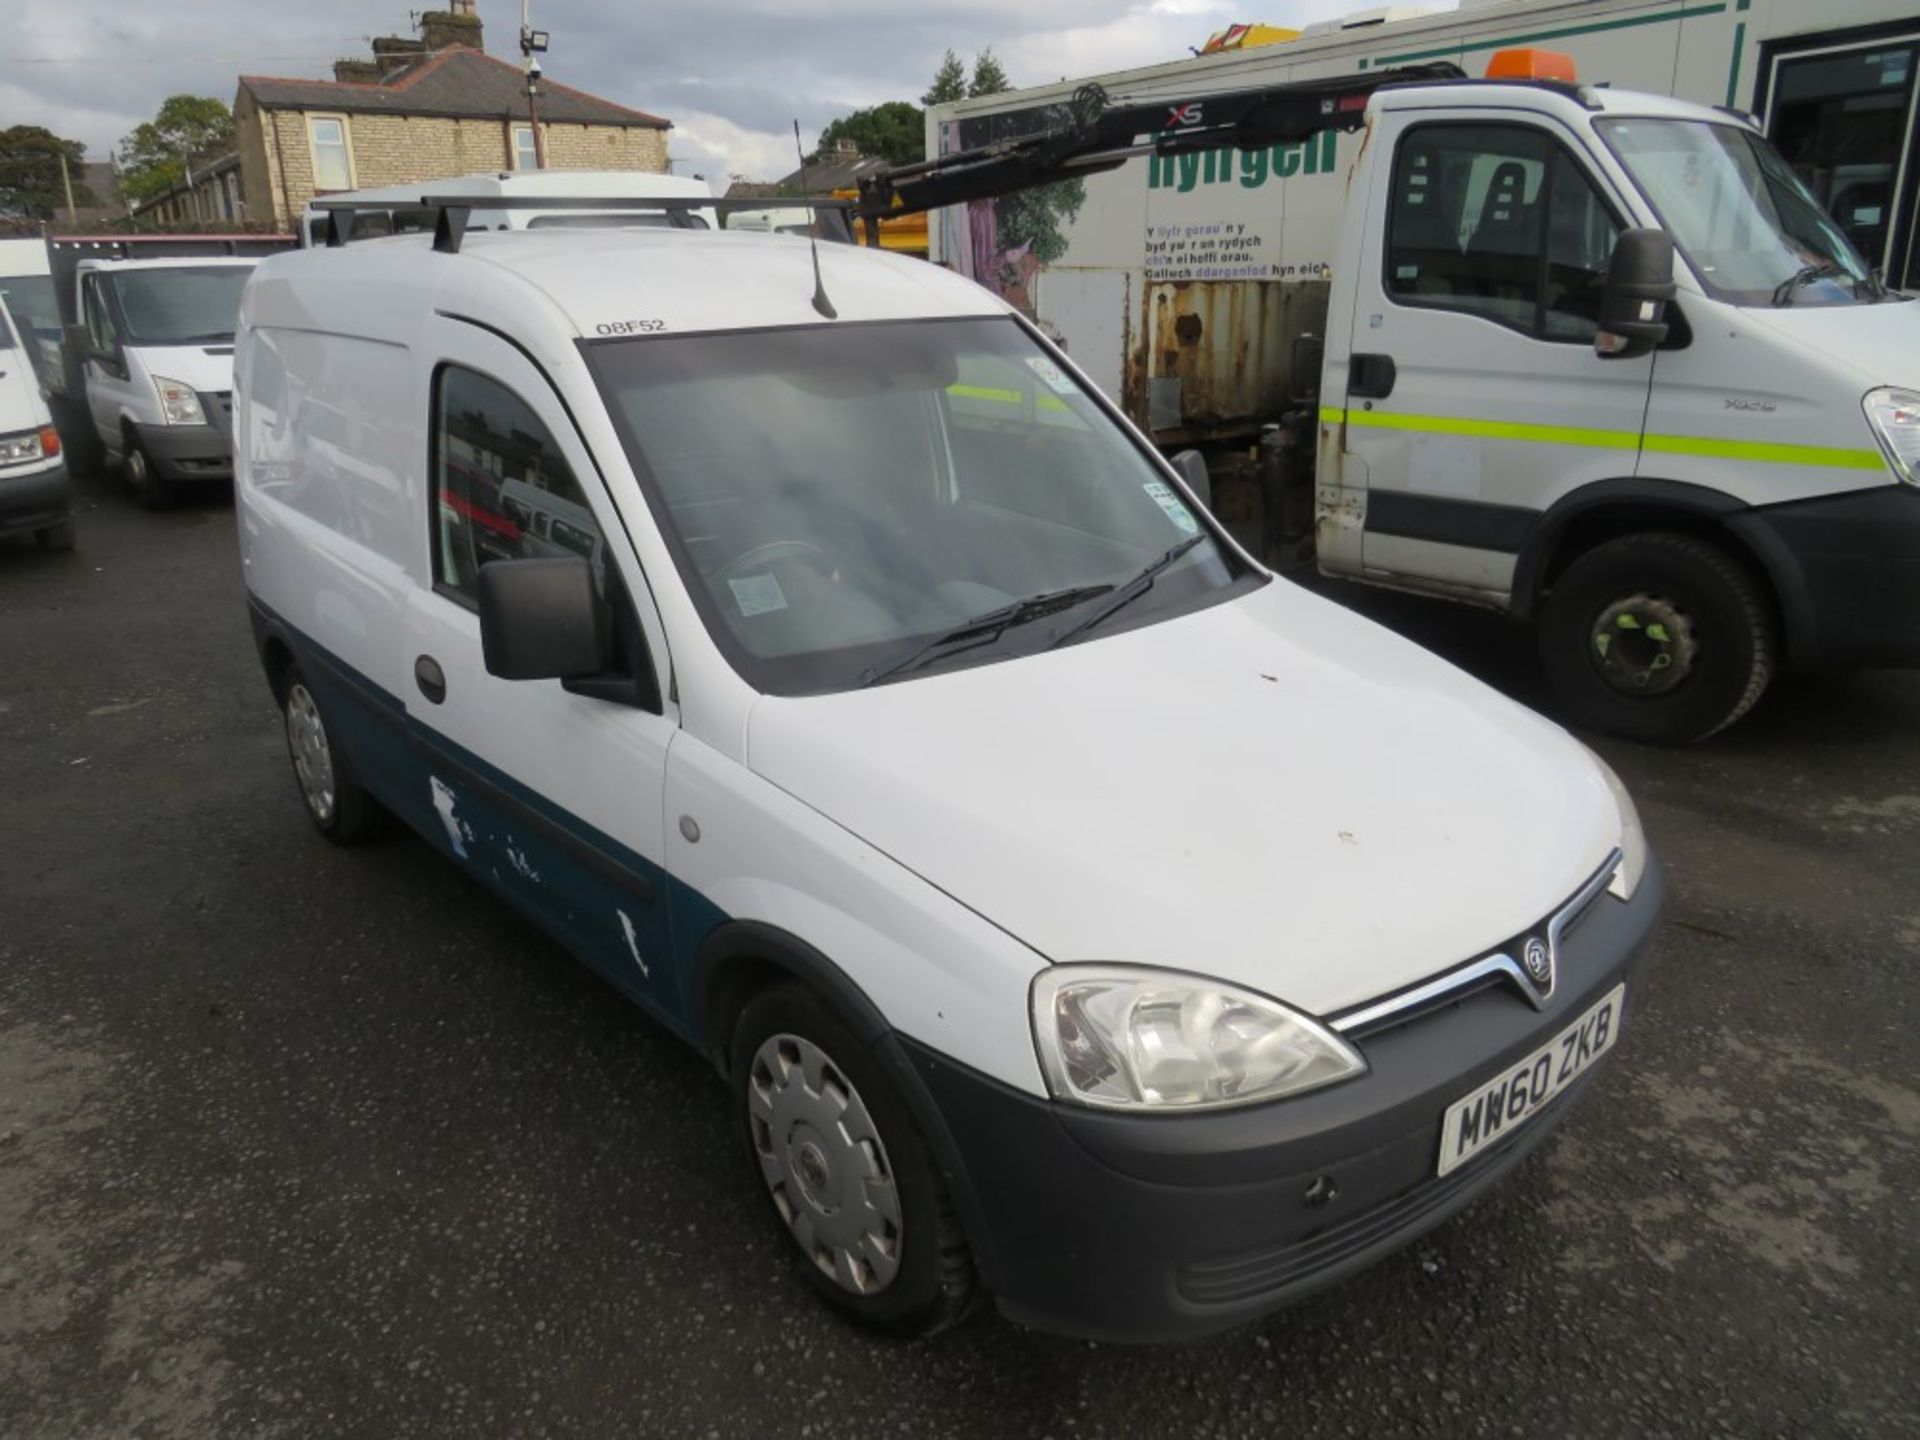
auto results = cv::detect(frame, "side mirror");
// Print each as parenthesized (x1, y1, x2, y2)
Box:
(1169, 448, 1212, 512)
(477, 557, 607, 681)
(1596, 229, 1676, 360)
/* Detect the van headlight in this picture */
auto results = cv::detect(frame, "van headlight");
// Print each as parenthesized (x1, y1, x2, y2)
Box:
(1590, 754, 1649, 901)
(1030, 966, 1366, 1112)
(152, 376, 206, 426)
(1864, 387, 1920, 484)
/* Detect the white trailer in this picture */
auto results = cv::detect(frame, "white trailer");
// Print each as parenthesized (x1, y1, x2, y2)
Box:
(930, 0, 1920, 438)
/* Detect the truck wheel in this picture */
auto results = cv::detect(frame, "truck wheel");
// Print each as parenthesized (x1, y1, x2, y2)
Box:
(34, 520, 76, 552)
(731, 983, 976, 1337)
(123, 433, 174, 510)
(281, 665, 384, 842)
(1539, 532, 1775, 745)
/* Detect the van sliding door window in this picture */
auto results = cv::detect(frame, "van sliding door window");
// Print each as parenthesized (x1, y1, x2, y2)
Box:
(431, 365, 607, 607)
(1386, 124, 1621, 342)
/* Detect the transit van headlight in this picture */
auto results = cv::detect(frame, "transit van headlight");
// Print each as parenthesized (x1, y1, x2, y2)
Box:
(1864, 387, 1920, 484)
(152, 376, 206, 426)
(0, 427, 49, 465)
(1589, 753, 1649, 902)
(1030, 966, 1366, 1112)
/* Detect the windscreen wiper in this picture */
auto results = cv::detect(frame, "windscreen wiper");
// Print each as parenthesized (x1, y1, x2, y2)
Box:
(1045, 535, 1208, 651)
(1772, 263, 1845, 307)
(857, 584, 1113, 686)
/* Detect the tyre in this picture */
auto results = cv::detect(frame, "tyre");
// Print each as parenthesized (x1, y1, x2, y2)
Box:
(1538, 531, 1775, 745)
(280, 664, 384, 842)
(123, 433, 174, 510)
(731, 984, 976, 1336)
(34, 519, 76, 552)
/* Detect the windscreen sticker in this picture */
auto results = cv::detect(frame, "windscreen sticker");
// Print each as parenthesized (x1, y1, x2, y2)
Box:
(1144, 480, 1200, 535)
(1024, 355, 1076, 395)
(727, 573, 787, 618)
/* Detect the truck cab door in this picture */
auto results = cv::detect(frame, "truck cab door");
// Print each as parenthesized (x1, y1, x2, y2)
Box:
(1326, 113, 1655, 602)
(79, 273, 129, 448)
(404, 319, 683, 1022)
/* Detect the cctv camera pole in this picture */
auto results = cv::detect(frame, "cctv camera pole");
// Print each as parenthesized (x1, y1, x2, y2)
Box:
(522, 0, 548, 169)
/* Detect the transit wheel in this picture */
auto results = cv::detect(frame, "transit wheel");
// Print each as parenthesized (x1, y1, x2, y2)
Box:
(731, 983, 976, 1336)
(124, 432, 174, 510)
(1540, 531, 1775, 745)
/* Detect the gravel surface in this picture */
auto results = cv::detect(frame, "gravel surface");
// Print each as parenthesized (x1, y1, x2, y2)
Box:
(2, 465, 1915, 1438)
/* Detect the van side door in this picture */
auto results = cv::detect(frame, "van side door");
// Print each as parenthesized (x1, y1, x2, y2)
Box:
(405, 320, 681, 1022)
(1327, 111, 1655, 602)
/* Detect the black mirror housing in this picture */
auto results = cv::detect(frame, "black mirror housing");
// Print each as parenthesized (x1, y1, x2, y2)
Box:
(1169, 448, 1212, 511)
(1597, 228, 1676, 360)
(477, 557, 607, 681)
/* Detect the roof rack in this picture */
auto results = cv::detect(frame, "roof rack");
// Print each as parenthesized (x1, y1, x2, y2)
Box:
(306, 193, 856, 254)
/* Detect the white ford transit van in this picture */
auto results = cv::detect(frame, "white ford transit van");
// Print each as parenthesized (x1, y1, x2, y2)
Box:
(235, 219, 1661, 1341)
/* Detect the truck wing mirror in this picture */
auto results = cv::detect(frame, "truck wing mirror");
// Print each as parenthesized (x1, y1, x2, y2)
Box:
(477, 557, 608, 682)
(1596, 229, 1676, 360)
(1169, 448, 1213, 512)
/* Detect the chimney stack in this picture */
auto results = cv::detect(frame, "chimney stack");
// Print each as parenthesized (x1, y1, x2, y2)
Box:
(419, 5, 485, 54)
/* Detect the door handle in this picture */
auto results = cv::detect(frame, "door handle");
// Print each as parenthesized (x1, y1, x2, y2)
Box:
(1349, 353, 1397, 400)
(414, 654, 447, 705)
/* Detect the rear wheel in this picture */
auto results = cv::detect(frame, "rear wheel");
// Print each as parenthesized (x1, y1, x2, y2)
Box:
(123, 432, 173, 510)
(731, 984, 976, 1336)
(1539, 531, 1775, 744)
(281, 664, 384, 842)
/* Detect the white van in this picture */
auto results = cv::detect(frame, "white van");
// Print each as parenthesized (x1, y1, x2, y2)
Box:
(301, 170, 721, 245)
(0, 293, 71, 550)
(73, 257, 255, 505)
(929, 20, 1920, 742)
(235, 220, 1660, 1341)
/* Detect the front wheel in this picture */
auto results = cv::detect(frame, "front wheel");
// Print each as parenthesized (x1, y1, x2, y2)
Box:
(280, 665, 384, 842)
(731, 984, 976, 1336)
(1538, 531, 1776, 745)
(123, 434, 173, 510)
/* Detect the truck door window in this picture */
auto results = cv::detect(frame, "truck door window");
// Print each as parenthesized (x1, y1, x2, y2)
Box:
(82, 275, 117, 355)
(1387, 124, 1620, 342)
(432, 365, 607, 608)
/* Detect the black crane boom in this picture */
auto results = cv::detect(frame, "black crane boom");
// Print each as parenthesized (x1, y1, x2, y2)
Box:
(852, 62, 1465, 225)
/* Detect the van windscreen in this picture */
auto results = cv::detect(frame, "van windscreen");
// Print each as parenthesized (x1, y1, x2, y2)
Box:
(585, 316, 1247, 696)
(106, 265, 254, 345)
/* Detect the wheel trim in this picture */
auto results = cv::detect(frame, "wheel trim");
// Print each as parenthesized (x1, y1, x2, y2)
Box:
(1589, 592, 1700, 699)
(747, 1033, 903, 1296)
(285, 683, 337, 823)
(126, 446, 148, 489)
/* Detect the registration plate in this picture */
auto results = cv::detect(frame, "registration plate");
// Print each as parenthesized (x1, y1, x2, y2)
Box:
(1436, 984, 1625, 1177)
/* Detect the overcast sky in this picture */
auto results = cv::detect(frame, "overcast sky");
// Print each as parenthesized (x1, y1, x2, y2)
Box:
(5, 0, 1461, 184)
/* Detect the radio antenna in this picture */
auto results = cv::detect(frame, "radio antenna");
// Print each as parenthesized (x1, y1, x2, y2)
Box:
(793, 120, 838, 319)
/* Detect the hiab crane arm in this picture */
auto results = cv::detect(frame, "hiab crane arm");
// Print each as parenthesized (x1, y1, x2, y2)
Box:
(851, 62, 1465, 238)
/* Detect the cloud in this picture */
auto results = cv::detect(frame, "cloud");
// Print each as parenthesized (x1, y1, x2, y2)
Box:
(5, 0, 1456, 181)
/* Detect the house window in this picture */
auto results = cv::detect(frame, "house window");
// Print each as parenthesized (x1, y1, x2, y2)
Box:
(309, 116, 353, 191)
(513, 124, 539, 171)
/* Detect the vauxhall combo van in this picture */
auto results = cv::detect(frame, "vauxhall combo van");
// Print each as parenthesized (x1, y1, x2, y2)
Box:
(235, 218, 1661, 1340)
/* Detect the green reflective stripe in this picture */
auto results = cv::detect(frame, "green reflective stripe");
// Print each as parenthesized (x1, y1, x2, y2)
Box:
(1319, 407, 1886, 471)
(1641, 430, 1884, 470)
(948, 383, 1071, 413)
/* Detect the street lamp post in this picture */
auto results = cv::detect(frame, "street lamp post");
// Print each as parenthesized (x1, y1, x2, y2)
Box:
(522, 1, 551, 170)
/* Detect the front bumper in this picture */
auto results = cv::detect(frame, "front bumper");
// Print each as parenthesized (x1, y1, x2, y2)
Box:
(904, 860, 1663, 1343)
(1734, 483, 1920, 668)
(132, 418, 232, 483)
(0, 459, 72, 534)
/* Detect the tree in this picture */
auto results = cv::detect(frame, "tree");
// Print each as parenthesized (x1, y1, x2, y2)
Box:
(813, 100, 925, 168)
(0, 126, 94, 220)
(969, 49, 1013, 98)
(117, 95, 233, 204)
(923, 50, 967, 106)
